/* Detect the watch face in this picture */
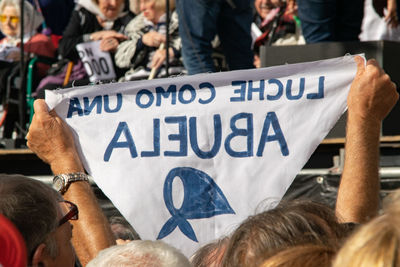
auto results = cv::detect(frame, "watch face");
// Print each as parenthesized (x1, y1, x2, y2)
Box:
(53, 176, 64, 192)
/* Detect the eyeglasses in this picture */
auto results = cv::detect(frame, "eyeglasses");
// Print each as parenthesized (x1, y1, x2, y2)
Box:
(0, 15, 19, 23)
(58, 200, 78, 227)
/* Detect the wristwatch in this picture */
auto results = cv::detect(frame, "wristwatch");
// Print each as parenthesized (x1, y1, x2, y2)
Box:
(53, 172, 89, 194)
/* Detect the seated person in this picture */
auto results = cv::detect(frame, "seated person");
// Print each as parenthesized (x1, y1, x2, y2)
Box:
(0, 0, 56, 88)
(0, 0, 56, 139)
(253, 0, 304, 67)
(115, 0, 183, 81)
(0, 0, 56, 64)
(36, 0, 134, 95)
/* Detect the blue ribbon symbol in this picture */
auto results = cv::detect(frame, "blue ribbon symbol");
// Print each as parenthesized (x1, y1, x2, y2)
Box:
(157, 167, 235, 242)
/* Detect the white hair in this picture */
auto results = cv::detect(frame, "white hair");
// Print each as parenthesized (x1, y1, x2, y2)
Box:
(0, 0, 43, 38)
(87, 240, 192, 267)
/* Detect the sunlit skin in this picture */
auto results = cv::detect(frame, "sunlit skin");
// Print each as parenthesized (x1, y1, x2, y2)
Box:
(32, 202, 76, 267)
(140, 0, 164, 24)
(45, 222, 75, 267)
(91, 0, 128, 52)
(254, 0, 282, 20)
(0, 5, 19, 37)
(98, 0, 125, 20)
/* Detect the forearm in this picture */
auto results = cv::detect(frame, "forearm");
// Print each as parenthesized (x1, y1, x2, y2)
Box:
(65, 182, 116, 266)
(27, 99, 117, 266)
(335, 113, 381, 223)
(52, 157, 116, 266)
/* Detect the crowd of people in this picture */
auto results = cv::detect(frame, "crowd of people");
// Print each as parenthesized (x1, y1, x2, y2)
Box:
(0, 0, 396, 98)
(0, 0, 400, 266)
(0, 0, 397, 137)
(0, 55, 397, 266)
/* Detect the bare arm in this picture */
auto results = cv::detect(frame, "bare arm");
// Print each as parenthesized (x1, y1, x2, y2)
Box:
(335, 56, 399, 223)
(26, 100, 116, 266)
(385, 0, 399, 28)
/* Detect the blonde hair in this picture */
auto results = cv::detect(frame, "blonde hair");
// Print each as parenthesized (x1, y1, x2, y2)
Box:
(333, 190, 400, 267)
(153, 0, 175, 12)
(260, 244, 336, 267)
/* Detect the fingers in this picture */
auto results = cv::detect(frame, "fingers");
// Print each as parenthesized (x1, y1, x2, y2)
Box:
(158, 35, 166, 43)
(100, 38, 119, 52)
(114, 33, 128, 41)
(104, 32, 127, 40)
(92, 31, 127, 41)
(116, 239, 131, 245)
(366, 58, 385, 76)
(153, 58, 162, 69)
(366, 58, 380, 68)
(354, 55, 365, 76)
(33, 99, 49, 116)
(151, 55, 161, 69)
(142, 32, 166, 47)
(348, 56, 399, 122)
(151, 35, 163, 47)
(384, 9, 398, 28)
(151, 50, 166, 69)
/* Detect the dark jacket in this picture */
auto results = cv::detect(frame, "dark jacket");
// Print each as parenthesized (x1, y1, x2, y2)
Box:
(58, 6, 134, 62)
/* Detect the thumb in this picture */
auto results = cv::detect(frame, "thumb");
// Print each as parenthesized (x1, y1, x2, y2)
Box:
(33, 99, 50, 116)
(354, 55, 365, 77)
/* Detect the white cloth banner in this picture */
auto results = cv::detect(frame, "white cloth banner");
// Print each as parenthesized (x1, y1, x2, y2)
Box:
(45, 55, 358, 256)
(76, 40, 116, 82)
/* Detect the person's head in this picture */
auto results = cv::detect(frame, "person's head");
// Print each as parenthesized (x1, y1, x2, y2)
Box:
(254, 0, 283, 20)
(0, 0, 43, 38)
(222, 199, 349, 267)
(333, 213, 400, 267)
(191, 236, 229, 267)
(109, 216, 140, 241)
(87, 240, 191, 267)
(260, 244, 336, 267)
(333, 190, 400, 267)
(92, 0, 126, 20)
(0, 174, 76, 267)
(139, 0, 175, 23)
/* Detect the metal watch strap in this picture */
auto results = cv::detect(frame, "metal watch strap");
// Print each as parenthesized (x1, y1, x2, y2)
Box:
(53, 172, 89, 194)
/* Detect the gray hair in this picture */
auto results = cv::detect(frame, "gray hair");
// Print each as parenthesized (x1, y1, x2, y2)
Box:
(0, 174, 59, 262)
(0, 0, 44, 37)
(110, 216, 140, 240)
(87, 240, 192, 267)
